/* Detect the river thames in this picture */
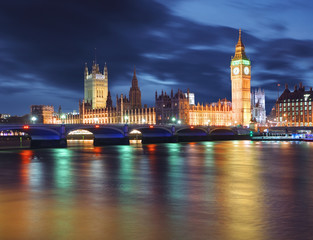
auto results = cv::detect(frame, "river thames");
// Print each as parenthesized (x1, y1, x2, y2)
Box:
(1, 140, 313, 240)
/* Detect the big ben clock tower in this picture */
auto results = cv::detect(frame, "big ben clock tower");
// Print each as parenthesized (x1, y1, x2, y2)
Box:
(231, 29, 251, 126)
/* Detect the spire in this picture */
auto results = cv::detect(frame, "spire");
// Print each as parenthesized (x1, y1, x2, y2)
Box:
(106, 90, 113, 108)
(238, 29, 242, 45)
(104, 62, 108, 79)
(233, 29, 248, 60)
(129, 66, 141, 109)
(94, 48, 97, 65)
(84, 63, 88, 76)
(131, 66, 138, 87)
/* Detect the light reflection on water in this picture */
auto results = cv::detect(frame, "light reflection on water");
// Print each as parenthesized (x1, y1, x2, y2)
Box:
(1, 141, 313, 239)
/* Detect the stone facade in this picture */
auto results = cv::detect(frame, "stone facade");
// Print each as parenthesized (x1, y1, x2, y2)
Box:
(276, 83, 313, 126)
(251, 88, 266, 125)
(31, 105, 54, 124)
(230, 29, 251, 126)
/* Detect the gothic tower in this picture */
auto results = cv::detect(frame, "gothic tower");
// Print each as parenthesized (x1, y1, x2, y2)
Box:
(230, 29, 251, 126)
(129, 66, 142, 109)
(84, 61, 108, 109)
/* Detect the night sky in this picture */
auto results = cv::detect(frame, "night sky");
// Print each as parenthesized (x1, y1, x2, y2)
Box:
(1, 0, 313, 116)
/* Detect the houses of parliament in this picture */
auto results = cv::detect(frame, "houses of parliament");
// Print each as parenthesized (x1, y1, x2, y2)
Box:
(61, 30, 264, 127)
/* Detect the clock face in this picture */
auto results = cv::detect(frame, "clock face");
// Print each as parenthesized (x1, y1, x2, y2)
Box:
(244, 66, 250, 75)
(233, 67, 239, 75)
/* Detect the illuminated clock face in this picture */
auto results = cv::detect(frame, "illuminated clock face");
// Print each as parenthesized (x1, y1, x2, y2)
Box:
(233, 67, 239, 75)
(244, 66, 250, 75)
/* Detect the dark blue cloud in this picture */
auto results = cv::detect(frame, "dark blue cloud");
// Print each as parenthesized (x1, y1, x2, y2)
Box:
(0, 0, 312, 115)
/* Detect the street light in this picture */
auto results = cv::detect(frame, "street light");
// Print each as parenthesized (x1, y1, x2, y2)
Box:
(142, 118, 146, 124)
(208, 119, 211, 126)
(124, 115, 129, 124)
(177, 120, 181, 124)
(31, 116, 37, 124)
(94, 117, 99, 124)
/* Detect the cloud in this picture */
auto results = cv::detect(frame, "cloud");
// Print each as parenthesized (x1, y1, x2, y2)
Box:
(0, 0, 312, 116)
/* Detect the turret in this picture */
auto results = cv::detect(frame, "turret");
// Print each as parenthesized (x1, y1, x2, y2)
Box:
(104, 63, 108, 80)
(106, 90, 113, 108)
(84, 63, 88, 77)
(232, 29, 248, 60)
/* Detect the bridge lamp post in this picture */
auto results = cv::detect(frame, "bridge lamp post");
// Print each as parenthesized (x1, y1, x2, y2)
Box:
(142, 118, 146, 124)
(177, 120, 181, 124)
(94, 117, 99, 124)
(124, 116, 129, 124)
(31, 116, 37, 124)
(171, 117, 176, 124)
(207, 119, 211, 126)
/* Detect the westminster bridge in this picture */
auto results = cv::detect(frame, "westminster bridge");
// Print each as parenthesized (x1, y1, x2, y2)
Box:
(0, 124, 252, 148)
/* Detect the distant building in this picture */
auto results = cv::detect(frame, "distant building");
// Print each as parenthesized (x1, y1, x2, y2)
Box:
(155, 89, 232, 126)
(189, 99, 232, 126)
(251, 88, 266, 125)
(276, 83, 313, 126)
(0, 114, 10, 123)
(31, 105, 54, 124)
(155, 89, 190, 124)
(84, 62, 108, 109)
(155, 29, 252, 126)
(231, 29, 251, 126)
(185, 92, 195, 105)
(61, 64, 156, 125)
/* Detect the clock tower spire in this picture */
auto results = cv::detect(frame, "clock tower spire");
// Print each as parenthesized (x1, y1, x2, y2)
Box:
(231, 29, 251, 126)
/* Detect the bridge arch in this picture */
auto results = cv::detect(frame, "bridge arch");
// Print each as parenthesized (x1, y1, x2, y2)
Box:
(0, 126, 61, 140)
(176, 127, 208, 136)
(209, 128, 236, 135)
(130, 126, 172, 138)
(65, 126, 125, 137)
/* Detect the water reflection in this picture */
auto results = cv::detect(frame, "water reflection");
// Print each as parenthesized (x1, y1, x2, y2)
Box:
(1, 141, 313, 239)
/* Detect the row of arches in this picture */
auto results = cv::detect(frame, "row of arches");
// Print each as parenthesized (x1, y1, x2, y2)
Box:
(0, 126, 236, 139)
